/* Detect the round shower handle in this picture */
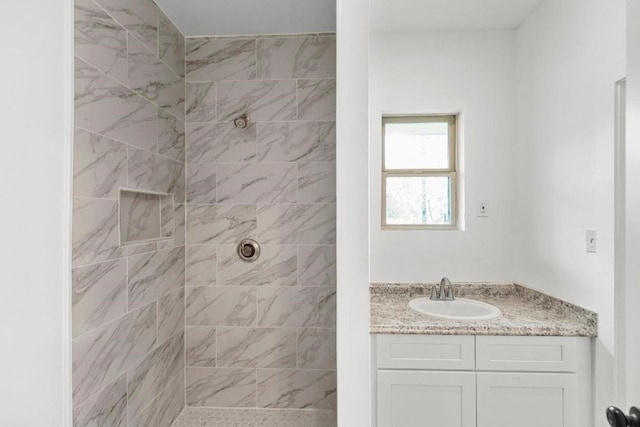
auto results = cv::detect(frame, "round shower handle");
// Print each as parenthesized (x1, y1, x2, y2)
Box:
(237, 238, 260, 262)
(233, 114, 249, 128)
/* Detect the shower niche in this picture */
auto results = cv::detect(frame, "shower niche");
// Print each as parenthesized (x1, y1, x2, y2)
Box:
(119, 189, 175, 245)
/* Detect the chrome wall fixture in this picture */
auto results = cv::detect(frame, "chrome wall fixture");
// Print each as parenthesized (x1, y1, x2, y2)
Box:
(233, 113, 249, 128)
(237, 238, 260, 262)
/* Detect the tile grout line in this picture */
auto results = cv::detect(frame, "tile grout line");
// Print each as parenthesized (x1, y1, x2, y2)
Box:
(75, 125, 185, 164)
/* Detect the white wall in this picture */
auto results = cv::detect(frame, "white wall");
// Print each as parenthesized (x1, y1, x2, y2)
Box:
(0, 1, 72, 425)
(513, 0, 626, 418)
(514, 0, 625, 349)
(336, 0, 371, 426)
(369, 31, 517, 283)
(368, 0, 626, 419)
(625, 0, 640, 407)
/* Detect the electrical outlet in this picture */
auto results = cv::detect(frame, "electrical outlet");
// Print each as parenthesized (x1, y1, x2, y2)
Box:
(586, 230, 597, 253)
(477, 201, 489, 217)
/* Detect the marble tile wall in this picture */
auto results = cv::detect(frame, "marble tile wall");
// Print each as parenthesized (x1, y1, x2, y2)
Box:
(184, 34, 337, 411)
(72, 0, 186, 426)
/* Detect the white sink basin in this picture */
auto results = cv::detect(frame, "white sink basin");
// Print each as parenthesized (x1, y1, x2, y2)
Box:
(408, 297, 501, 321)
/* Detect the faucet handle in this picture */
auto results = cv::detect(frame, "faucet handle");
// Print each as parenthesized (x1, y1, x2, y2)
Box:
(430, 286, 439, 300)
(446, 286, 455, 300)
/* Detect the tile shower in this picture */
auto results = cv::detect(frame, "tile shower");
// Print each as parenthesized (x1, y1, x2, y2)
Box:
(71, 0, 336, 425)
(183, 33, 337, 411)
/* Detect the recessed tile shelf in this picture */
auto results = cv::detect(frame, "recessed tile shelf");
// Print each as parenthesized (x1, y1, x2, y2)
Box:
(119, 189, 174, 245)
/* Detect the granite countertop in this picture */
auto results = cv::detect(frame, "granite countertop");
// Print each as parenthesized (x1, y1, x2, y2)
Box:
(370, 283, 597, 337)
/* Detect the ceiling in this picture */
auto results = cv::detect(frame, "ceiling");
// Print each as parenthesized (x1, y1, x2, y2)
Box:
(370, 0, 543, 33)
(155, 0, 541, 38)
(155, 0, 336, 37)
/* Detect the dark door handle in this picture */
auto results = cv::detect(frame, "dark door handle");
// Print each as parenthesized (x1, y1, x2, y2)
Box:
(607, 406, 640, 427)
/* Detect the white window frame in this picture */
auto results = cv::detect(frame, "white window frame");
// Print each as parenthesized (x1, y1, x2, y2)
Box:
(382, 115, 458, 230)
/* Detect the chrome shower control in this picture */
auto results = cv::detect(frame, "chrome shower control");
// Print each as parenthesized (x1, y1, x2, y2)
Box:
(233, 114, 249, 129)
(237, 239, 260, 262)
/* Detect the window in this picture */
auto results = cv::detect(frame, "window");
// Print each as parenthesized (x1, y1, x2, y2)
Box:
(382, 115, 458, 228)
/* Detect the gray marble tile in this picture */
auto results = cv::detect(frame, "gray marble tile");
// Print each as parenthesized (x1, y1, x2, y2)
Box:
(297, 79, 336, 121)
(173, 160, 186, 204)
(127, 147, 155, 190)
(72, 374, 127, 427)
(72, 302, 157, 404)
(127, 331, 184, 421)
(297, 245, 336, 287)
(186, 286, 256, 327)
(217, 80, 297, 122)
(156, 239, 176, 250)
(160, 197, 175, 239)
(217, 244, 296, 287)
(217, 327, 296, 369)
(297, 328, 336, 369)
(119, 190, 161, 243)
(93, 0, 158, 53)
(186, 122, 256, 163)
(257, 369, 336, 410)
(298, 162, 336, 204)
(186, 367, 257, 407)
(158, 287, 184, 342)
(159, 11, 185, 78)
(257, 287, 336, 328)
(186, 82, 216, 123)
(128, 35, 185, 120)
(73, 128, 127, 199)
(257, 36, 336, 79)
(257, 204, 336, 245)
(217, 163, 297, 204)
(187, 163, 217, 203)
(118, 241, 157, 257)
(128, 246, 185, 310)
(158, 110, 185, 162)
(174, 203, 186, 244)
(186, 245, 217, 286)
(72, 198, 119, 267)
(186, 326, 216, 367)
(74, 0, 127, 85)
(129, 370, 184, 427)
(127, 147, 183, 195)
(186, 38, 256, 82)
(75, 58, 157, 151)
(257, 122, 335, 163)
(187, 204, 256, 244)
(72, 259, 127, 338)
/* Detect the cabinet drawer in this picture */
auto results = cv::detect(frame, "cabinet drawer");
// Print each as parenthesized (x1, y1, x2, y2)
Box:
(376, 335, 475, 370)
(476, 336, 585, 372)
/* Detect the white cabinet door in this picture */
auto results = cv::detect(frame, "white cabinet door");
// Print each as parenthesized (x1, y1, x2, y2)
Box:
(477, 372, 579, 427)
(377, 370, 476, 427)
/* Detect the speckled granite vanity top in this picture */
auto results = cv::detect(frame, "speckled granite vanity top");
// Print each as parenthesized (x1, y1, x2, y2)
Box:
(370, 283, 597, 337)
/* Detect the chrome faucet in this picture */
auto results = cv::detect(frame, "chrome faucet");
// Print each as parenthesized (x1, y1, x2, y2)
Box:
(430, 277, 455, 301)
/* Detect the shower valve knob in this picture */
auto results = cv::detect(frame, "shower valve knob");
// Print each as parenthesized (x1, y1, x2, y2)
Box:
(233, 114, 249, 128)
(237, 238, 260, 262)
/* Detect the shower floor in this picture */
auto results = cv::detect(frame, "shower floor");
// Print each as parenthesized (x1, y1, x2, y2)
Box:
(171, 407, 337, 427)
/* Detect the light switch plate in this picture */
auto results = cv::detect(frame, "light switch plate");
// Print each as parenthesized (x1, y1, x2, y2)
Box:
(586, 230, 597, 253)
(477, 201, 489, 217)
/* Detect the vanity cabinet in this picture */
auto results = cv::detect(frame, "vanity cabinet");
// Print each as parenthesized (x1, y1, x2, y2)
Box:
(373, 335, 591, 427)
